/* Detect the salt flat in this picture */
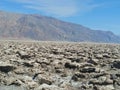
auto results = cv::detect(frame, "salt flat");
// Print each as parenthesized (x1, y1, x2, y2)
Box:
(0, 41, 120, 90)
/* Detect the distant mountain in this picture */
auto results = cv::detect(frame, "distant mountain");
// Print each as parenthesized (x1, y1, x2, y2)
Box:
(0, 10, 120, 43)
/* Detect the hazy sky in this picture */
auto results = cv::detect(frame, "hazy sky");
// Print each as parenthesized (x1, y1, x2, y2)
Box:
(0, 0, 120, 35)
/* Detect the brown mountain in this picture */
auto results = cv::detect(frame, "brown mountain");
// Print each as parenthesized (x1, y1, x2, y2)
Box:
(0, 10, 120, 43)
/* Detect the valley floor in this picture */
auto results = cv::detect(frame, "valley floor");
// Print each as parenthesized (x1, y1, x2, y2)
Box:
(0, 41, 120, 90)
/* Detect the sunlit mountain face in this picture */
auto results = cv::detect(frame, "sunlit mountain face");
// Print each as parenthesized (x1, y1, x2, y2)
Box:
(0, 11, 120, 43)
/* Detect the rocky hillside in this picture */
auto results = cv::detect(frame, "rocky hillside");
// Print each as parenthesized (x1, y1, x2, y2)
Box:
(0, 11, 120, 43)
(0, 41, 120, 90)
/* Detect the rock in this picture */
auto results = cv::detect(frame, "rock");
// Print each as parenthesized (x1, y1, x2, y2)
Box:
(87, 58, 99, 65)
(0, 85, 27, 90)
(79, 62, 94, 68)
(103, 54, 111, 58)
(116, 74, 120, 77)
(99, 76, 107, 82)
(93, 85, 99, 90)
(32, 72, 44, 80)
(36, 58, 50, 65)
(16, 51, 31, 59)
(55, 69, 64, 73)
(9, 79, 23, 86)
(112, 61, 120, 69)
(89, 78, 113, 85)
(18, 75, 38, 89)
(39, 78, 52, 85)
(98, 85, 115, 90)
(95, 68, 101, 73)
(20, 75, 33, 83)
(14, 68, 25, 74)
(23, 61, 34, 67)
(95, 54, 103, 59)
(67, 57, 81, 63)
(37, 75, 53, 85)
(0, 63, 16, 73)
(80, 67, 96, 73)
(4, 49, 13, 55)
(64, 62, 79, 69)
(27, 81, 38, 89)
(93, 73, 107, 78)
(59, 80, 71, 88)
(110, 74, 118, 80)
(72, 72, 86, 81)
(35, 84, 64, 90)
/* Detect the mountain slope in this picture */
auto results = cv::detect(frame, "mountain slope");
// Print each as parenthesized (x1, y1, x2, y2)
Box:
(0, 11, 120, 43)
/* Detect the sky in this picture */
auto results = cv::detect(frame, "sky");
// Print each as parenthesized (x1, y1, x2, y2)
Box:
(0, 0, 120, 35)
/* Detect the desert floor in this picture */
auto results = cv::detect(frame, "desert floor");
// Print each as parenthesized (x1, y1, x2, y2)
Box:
(0, 41, 120, 90)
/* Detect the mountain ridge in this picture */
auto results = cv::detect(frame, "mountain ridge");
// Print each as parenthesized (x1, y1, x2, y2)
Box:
(0, 10, 120, 43)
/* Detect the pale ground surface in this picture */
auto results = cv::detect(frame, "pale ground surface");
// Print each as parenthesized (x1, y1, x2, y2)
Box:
(0, 41, 120, 90)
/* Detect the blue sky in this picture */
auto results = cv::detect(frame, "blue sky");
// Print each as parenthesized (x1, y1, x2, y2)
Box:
(0, 0, 120, 35)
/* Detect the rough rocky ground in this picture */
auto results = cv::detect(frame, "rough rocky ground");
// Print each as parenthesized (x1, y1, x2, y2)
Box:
(0, 41, 120, 90)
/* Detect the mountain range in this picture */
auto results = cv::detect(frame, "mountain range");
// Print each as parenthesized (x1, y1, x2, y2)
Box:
(0, 10, 120, 43)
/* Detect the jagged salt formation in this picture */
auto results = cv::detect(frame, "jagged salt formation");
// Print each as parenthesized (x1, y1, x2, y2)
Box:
(0, 41, 120, 90)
